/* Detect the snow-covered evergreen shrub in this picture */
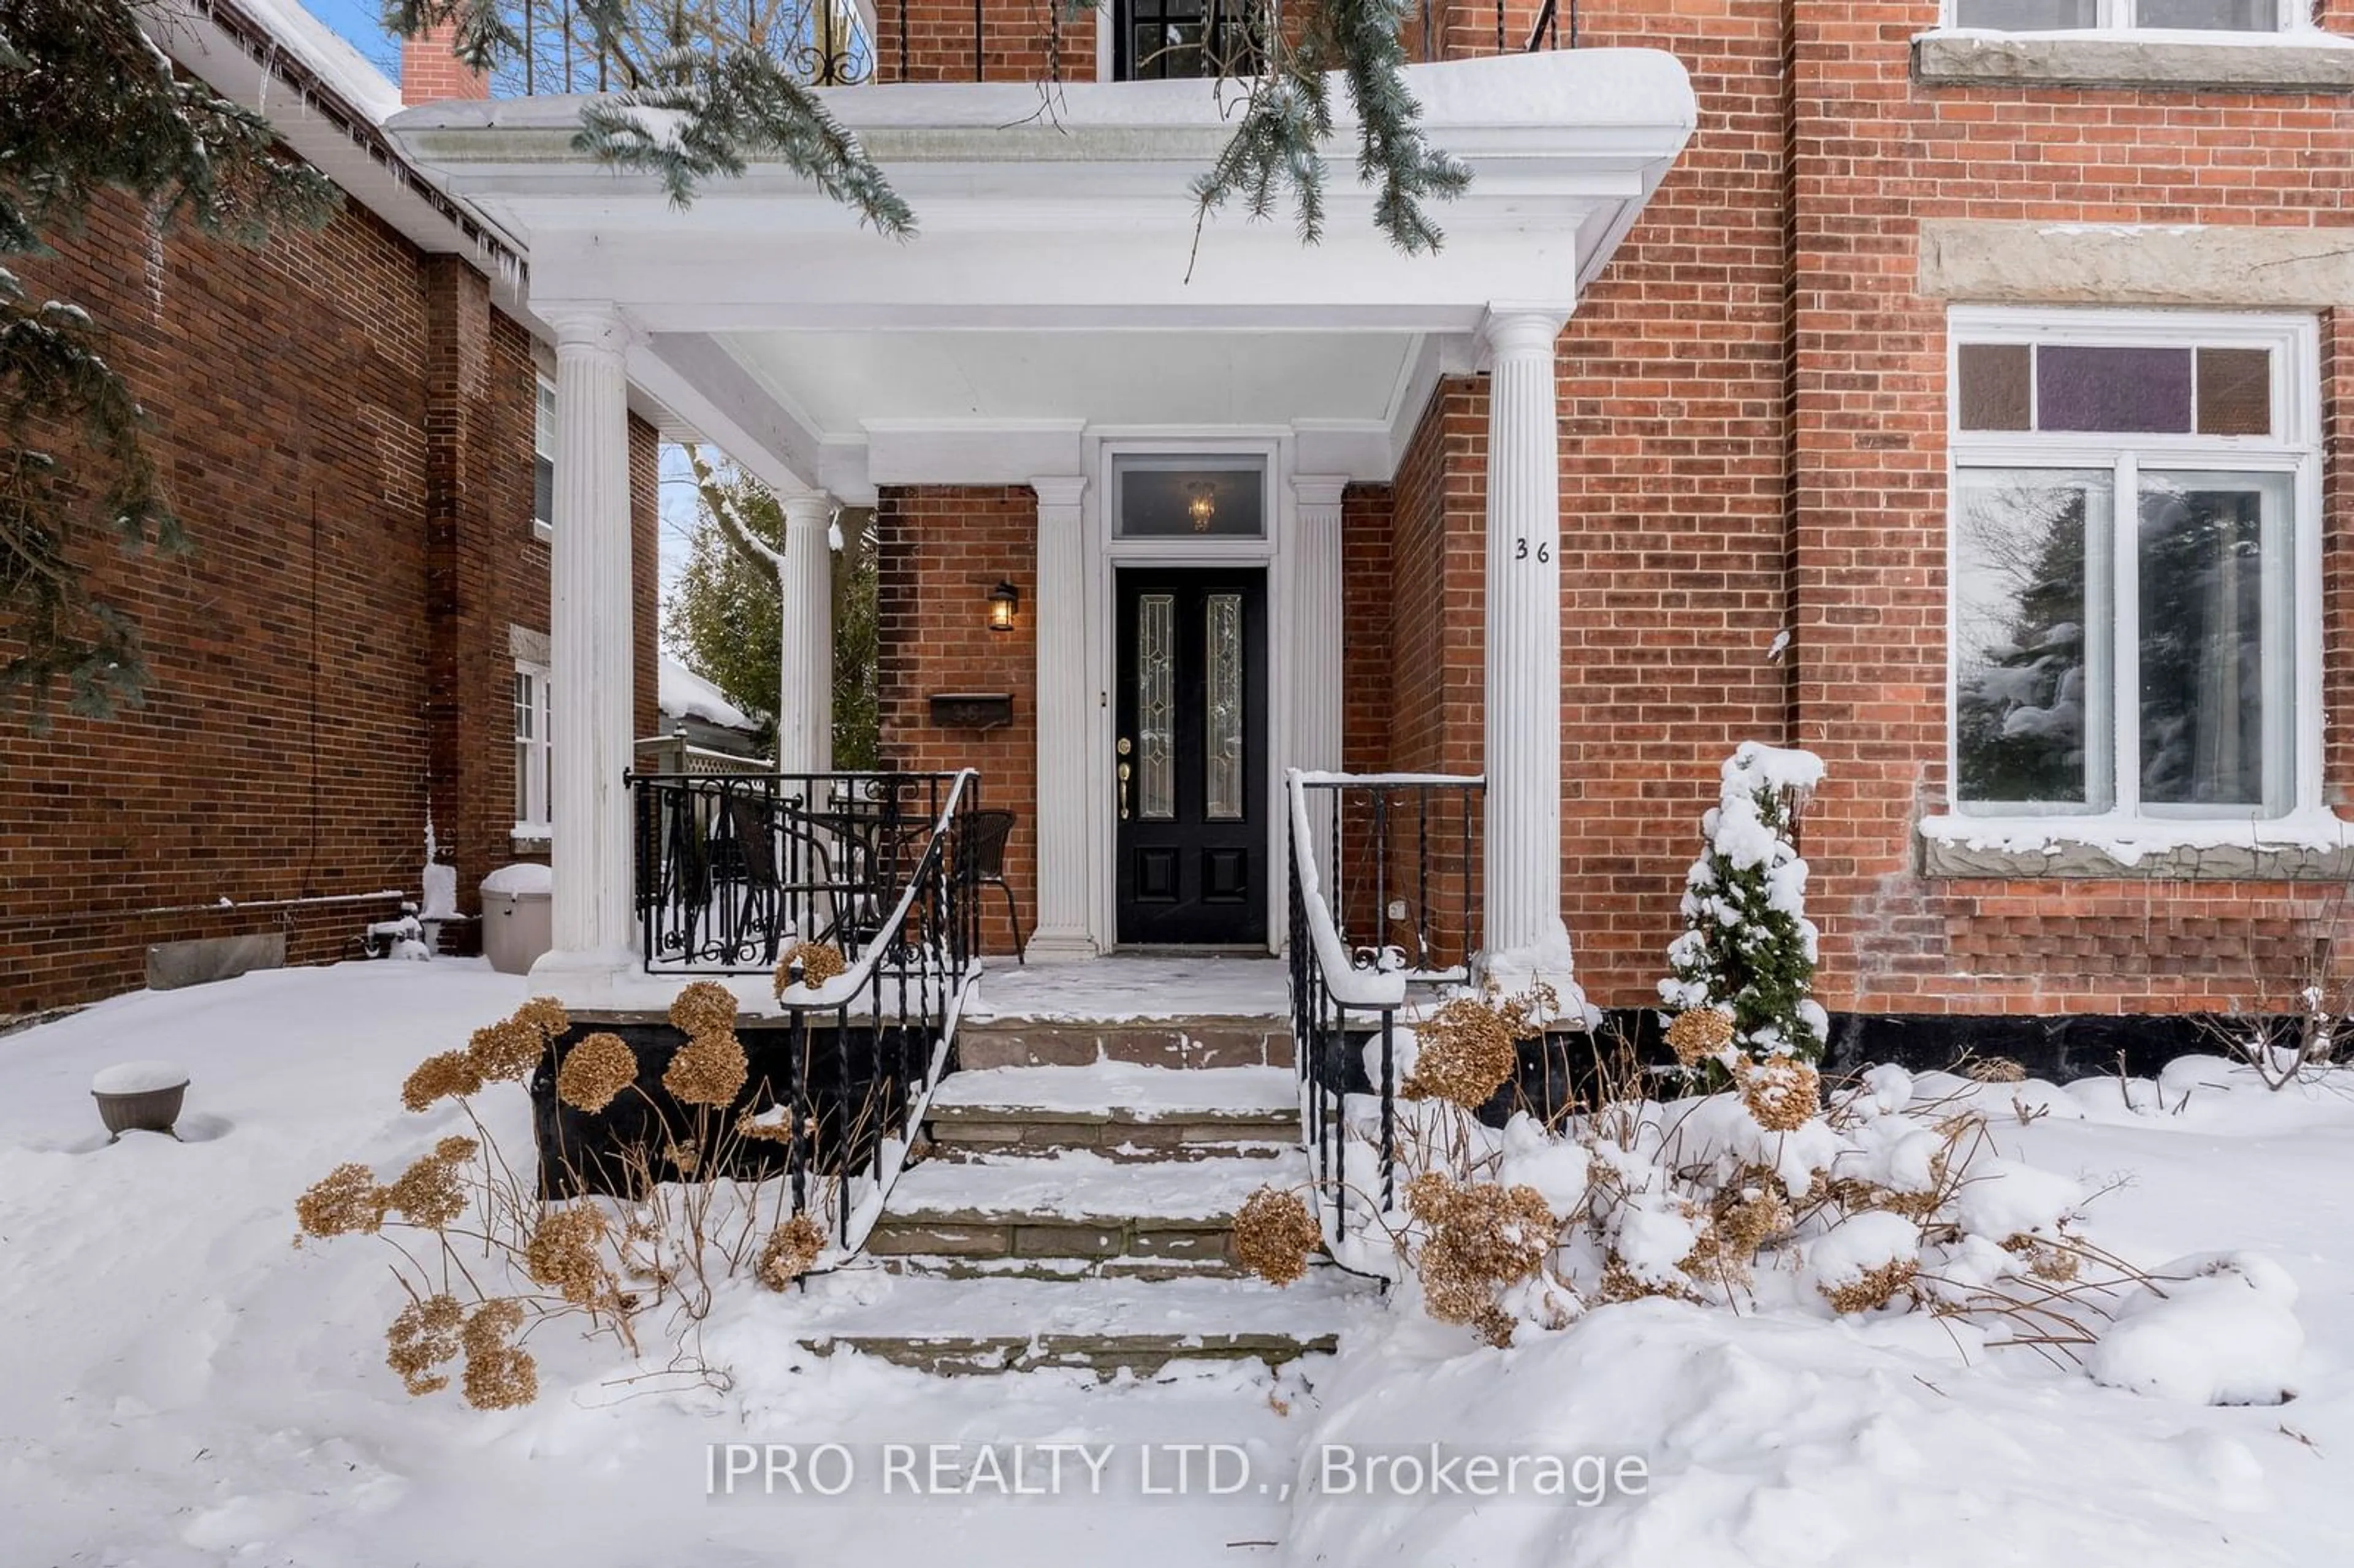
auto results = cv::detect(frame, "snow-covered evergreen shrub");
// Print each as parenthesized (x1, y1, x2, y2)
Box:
(1661, 742, 1829, 1068)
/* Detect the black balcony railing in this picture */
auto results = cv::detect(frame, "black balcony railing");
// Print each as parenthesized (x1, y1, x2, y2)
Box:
(1286, 769, 1483, 1274)
(631, 769, 974, 974)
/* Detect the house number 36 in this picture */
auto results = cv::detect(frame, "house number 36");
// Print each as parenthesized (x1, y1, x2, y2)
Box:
(1515, 538, 1551, 563)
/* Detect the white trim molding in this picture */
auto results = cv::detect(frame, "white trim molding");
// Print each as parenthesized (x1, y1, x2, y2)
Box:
(1028, 476, 1098, 962)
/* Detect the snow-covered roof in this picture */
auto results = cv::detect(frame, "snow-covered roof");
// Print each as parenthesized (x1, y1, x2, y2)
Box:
(658, 657, 761, 732)
(212, 0, 405, 126)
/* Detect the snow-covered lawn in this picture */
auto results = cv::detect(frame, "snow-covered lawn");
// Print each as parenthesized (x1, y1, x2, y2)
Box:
(3, 961, 2352, 1564)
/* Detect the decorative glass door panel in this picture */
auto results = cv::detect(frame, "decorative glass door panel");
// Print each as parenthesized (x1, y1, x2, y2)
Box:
(1114, 569, 1268, 945)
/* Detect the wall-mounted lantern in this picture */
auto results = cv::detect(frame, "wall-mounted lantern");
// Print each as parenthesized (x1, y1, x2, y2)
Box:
(986, 579, 1019, 633)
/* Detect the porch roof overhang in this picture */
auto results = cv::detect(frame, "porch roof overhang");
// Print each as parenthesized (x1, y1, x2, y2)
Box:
(388, 50, 1695, 502)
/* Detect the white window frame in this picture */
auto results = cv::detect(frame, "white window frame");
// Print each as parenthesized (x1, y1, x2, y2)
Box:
(513, 659, 554, 840)
(532, 374, 557, 543)
(1938, 306, 2324, 840)
(1941, 0, 2306, 31)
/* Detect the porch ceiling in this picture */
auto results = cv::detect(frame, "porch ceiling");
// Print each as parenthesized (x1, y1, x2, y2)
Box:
(387, 48, 1697, 501)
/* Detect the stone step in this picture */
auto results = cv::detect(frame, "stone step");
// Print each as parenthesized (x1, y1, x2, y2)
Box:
(925, 1061, 1298, 1161)
(955, 1016, 1294, 1071)
(785, 1268, 1377, 1377)
(868, 1146, 1305, 1274)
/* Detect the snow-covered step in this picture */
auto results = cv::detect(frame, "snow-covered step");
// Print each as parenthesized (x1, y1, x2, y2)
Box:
(956, 1016, 1295, 1071)
(926, 1062, 1299, 1161)
(868, 1147, 1308, 1276)
(787, 1268, 1377, 1376)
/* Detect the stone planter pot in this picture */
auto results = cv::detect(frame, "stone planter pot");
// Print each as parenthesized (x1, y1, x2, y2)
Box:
(91, 1063, 191, 1141)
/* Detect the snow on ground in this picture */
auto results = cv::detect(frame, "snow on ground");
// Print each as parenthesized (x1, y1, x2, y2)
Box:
(0, 964, 1312, 1566)
(969, 956, 1290, 1021)
(7, 964, 2354, 1565)
(1286, 1062, 2354, 1567)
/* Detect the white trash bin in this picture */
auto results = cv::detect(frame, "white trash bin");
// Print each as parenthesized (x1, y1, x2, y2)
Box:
(481, 863, 554, 976)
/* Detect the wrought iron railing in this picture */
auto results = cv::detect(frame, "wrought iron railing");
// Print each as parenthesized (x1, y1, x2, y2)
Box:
(630, 769, 972, 973)
(1525, 0, 1577, 50)
(764, 766, 980, 1248)
(574, 767, 980, 1253)
(1286, 768, 1482, 1276)
(491, 1, 877, 94)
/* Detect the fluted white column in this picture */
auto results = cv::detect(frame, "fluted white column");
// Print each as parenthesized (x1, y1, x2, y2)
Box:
(1480, 308, 1574, 991)
(543, 303, 634, 965)
(776, 491, 834, 775)
(1291, 477, 1348, 778)
(1027, 476, 1095, 961)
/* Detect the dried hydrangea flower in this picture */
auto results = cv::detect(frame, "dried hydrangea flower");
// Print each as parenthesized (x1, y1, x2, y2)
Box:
(1407, 1176, 1559, 1326)
(663, 1142, 703, 1176)
(1741, 1057, 1820, 1134)
(756, 1212, 830, 1290)
(555, 1032, 638, 1114)
(1965, 1056, 2027, 1084)
(1666, 1008, 1736, 1068)
(459, 1299, 538, 1410)
(386, 1293, 463, 1396)
(1821, 1258, 1918, 1315)
(385, 1148, 468, 1230)
(663, 1028, 748, 1108)
(735, 1105, 799, 1143)
(526, 1205, 612, 1306)
(401, 1049, 485, 1113)
(779, 942, 847, 991)
(1400, 998, 1517, 1109)
(516, 996, 571, 1038)
(1232, 1187, 1322, 1287)
(466, 1018, 546, 1083)
(297, 1163, 388, 1238)
(433, 1135, 480, 1165)
(668, 980, 739, 1040)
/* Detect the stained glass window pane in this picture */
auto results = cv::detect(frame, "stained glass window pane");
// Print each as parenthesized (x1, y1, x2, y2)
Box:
(1953, 470, 2113, 811)
(1959, 344, 2033, 431)
(2195, 348, 2271, 437)
(2136, 472, 2291, 814)
(2037, 345, 2193, 434)
(1205, 594, 1244, 821)
(1952, 0, 2098, 26)
(1137, 595, 1176, 820)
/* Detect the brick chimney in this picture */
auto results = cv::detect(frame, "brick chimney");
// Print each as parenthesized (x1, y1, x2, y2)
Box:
(401, 21, 490, 106)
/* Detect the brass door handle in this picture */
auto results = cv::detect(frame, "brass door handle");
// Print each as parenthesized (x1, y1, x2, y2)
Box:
(1118, 760, 1132, 820)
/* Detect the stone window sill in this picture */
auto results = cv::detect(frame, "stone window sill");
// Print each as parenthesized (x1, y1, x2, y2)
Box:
(533, 519, 554, 544)
(1912, 31, 2354, 94)
(1918, 815, 2354, 881)
(510, 828, 552, 851)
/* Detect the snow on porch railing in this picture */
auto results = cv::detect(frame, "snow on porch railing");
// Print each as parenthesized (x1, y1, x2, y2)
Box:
(1286, 768, 1483, 1276)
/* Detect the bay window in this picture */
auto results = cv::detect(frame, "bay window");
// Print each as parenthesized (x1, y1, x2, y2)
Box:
(1947, 310, 2318, 827)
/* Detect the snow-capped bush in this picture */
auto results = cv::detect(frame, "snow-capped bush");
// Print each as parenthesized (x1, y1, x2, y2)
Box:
(1661, 742, 1829, 1070)
(1240, 989, 2263, 1404)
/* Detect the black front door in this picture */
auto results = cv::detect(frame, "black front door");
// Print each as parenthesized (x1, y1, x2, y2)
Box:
(1114, 569, 1268, 946)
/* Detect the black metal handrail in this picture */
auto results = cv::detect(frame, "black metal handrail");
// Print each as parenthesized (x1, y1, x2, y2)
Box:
(1286, 768, 1482, 1273)
(765, 766, 981, 1249)
(630, 770, 970, 974)
(1525, 0, 1577, 51)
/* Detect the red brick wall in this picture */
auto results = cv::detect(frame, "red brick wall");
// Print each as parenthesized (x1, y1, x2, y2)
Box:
(1341, 483, 1393, 774)
(1783, 1, 2354, 1015)
(1385, 377, 1488, 779)
(2, 192, 660, 1014)
(1545, 0, 1797, 1009)
(873, 485, 1038, 957)
(1334, 3, 2354, 1016)
(878, 0, 1097, 83)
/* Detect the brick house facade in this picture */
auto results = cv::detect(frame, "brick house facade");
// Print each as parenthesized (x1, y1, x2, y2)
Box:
(1, 9, 660, 1017)
(840, 2, 2354, 1022)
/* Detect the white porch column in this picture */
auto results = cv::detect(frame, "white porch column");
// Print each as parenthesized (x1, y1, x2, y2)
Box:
(1480, 307, 1574, 991)
(776, 490, 835, 774)
(1291, 477, 1349, 777)
(1026, 476, 1096, 961)
(543, 303, 635, 966)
